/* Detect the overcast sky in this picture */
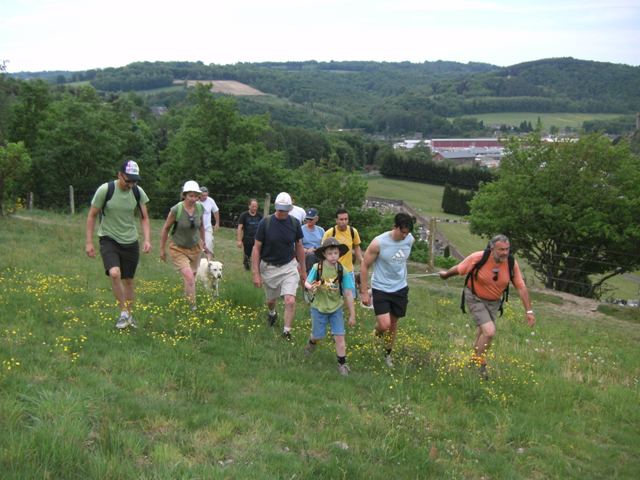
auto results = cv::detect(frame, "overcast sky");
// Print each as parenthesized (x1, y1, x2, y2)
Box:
(1, 0, 639, 73)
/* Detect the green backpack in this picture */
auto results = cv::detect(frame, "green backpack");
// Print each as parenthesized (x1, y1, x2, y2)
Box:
(171, 202, 204, 234)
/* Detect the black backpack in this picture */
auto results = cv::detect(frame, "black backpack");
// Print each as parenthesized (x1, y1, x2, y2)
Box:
(461, 243, 514, 317)
(99, 180, 141, 221)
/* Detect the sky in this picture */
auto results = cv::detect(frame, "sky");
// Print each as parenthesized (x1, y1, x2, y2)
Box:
(1, 0, 639, 73)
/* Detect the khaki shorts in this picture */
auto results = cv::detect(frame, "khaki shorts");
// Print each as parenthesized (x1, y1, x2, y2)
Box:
(260, 259, 300, 301)
(169, 242, 202, 272)
(464, 287, 502, 326)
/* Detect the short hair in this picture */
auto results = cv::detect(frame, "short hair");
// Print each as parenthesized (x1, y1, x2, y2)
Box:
(248, 198, 258, 206)
(489, 234, 510, 248)
(394, 212, 414, 231)
(335, 208, 349, 218)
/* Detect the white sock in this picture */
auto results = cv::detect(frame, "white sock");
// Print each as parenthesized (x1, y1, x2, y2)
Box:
(120, 310, 129, 318)
(269, 309, 276, 315)
(283, 327, 291, 333)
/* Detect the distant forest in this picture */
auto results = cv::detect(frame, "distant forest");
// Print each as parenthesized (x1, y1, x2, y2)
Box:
(12, 58, 640, 137)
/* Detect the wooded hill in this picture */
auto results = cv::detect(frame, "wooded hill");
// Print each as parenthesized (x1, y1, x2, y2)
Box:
(13, 58, 640, 136)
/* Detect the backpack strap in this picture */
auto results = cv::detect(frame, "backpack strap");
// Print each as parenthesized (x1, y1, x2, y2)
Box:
(100, 181, 141, 221)
(171, 203, 184, 235)
(315, 261, 345, 297)
(329, 226, 354, 242)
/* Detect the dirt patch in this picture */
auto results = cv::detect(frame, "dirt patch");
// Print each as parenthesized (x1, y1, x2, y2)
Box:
(174, 80, 266, 96)
(530, 287, 606, 319)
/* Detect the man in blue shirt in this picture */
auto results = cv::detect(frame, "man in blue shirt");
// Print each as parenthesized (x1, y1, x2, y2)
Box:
(252, 192, 307, 340)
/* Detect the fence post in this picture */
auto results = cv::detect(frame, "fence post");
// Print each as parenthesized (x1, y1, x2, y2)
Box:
(28, 192, 33, 210)
(263, 193, 271, 218)
(69, 185, 75, 215)
(428, 217, 436, 272)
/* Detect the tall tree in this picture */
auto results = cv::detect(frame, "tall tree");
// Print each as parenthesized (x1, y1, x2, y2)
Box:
(469, 134, 640, 298)
(31, 86, 127, 208)
(0, 142, 31, 215)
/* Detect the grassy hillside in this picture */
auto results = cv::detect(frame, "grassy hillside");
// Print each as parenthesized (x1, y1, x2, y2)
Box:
(1, 211, 638, 478)
(459, 112, 623, 129)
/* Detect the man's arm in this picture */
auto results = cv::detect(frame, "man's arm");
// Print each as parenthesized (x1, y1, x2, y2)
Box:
(213, 211, 220, 231)
(516, 285, 536, 326)
(439, 265, 460, 280)
(85, 206, 100, 257)
(295, 239, 307, 284)
(353, 245, 364, 265)
(359, 239, 380, 305)
(139, 203, 152, 253)
(251, 240, 263, 288)
(236, 224, 244, 248)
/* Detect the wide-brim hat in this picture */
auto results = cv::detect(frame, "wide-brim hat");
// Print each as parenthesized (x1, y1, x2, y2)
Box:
(316, 237, 349, 259)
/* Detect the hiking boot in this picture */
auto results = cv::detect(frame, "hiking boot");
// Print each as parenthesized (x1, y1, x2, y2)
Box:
(337, 363, 351, 376)
(128, 315, 138, 329)
(304, 341, 317, 356)
(384, 354, 394, 368)
(282, 331, 292, 341)
(267, 311, 278, 327)
(115, 313, 129, 329)
(478, 364, 489, 381)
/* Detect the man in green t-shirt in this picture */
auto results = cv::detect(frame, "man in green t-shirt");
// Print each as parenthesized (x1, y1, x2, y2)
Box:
(85, 160, 152, 329)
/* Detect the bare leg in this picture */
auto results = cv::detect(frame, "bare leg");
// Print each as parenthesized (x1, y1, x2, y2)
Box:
(283, 294, 296, 330)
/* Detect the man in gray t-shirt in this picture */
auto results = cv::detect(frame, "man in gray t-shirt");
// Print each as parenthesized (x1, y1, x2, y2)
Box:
(359, 213, 415, 368)
(85, 160, 151, 329)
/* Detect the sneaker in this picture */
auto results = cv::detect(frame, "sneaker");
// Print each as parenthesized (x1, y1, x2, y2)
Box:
(267, 311, 278, 327)
(478, 364, 489, 381)
(304, 341, 317, 356)
(282, 331, 292, 341)
(384, 354, 394, 368)
(128, 315, 138, 329)
(337, 363, 351, 376)
(115, 314, 129, 329)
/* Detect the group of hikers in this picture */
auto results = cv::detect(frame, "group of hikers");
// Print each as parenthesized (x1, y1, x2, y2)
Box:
(85, 161, 536, 379)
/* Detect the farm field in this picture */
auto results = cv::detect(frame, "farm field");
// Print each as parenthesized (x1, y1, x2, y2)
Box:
(1, 211, 638, 478)
(457, 112, 622, 130)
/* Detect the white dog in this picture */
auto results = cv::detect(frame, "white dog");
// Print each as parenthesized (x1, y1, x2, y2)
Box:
(196, 258, 224, 297)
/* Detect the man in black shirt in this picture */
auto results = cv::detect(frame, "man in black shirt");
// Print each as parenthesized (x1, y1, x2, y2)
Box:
(236, 198, 263, 270)
(252, 192, 306, 340)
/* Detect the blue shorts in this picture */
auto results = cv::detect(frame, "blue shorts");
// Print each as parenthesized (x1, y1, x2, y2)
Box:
(310, 307, 345, 339)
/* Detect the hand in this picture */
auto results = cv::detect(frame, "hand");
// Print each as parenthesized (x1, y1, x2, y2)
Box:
(85, 243, 96, 258)
(348, 315, 356, 328)
(309, 280, 321, 293)
(236, 241, 242, 248)
(360, 290, 371, 306)
(438, 270, 448, 279)
(142, 241, 152, 254)
(252, 273, 262, 288)
(160, 251, 167, 262)
(526, 312, 536, 327)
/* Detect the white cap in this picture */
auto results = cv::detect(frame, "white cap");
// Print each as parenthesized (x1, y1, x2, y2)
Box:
(274, 192, 293, 211)
(182, 180, 201, 194)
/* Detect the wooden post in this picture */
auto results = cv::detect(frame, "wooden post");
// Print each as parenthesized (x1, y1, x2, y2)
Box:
(69, 185, 75, 215)
(263, 193, 271, 217)
(28, 192, 34, 210)
(428, 217, 436, 272)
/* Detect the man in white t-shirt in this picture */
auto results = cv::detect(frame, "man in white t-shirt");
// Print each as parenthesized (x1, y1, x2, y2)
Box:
(290, 200, 306, 225)
(199, 186, 220, 260)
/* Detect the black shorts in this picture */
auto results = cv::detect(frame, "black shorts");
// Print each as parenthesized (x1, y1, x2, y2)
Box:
(242, 240, 254, 258)
(99, 237, 140, 279)
(372, 287, 409, 318)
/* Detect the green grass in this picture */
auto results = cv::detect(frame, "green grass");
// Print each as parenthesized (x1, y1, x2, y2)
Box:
(1, 211, 639, 478)
(457, 112, 622, 130)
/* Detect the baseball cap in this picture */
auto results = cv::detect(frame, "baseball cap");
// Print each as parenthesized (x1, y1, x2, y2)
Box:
(305, 207, 319, 219)
(120, 160, 140, 181)
(274, 192, 293, 211)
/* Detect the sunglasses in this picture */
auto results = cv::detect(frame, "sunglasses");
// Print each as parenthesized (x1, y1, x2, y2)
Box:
(188, 214, 195, 229)
(122, 175, 138, 185)
(492, 268, 499, 281)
